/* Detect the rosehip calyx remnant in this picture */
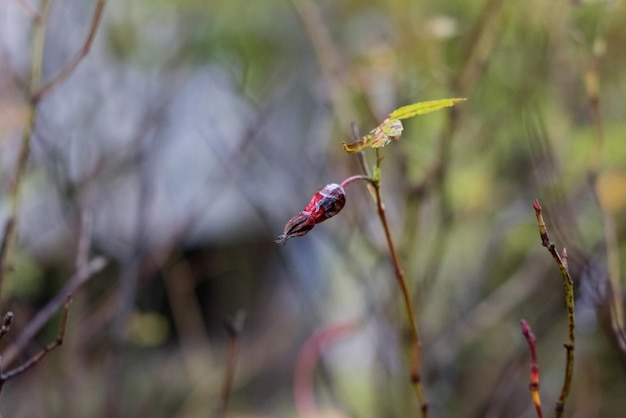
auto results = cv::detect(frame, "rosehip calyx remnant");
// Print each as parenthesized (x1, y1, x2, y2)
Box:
(275, 183, 346, 246)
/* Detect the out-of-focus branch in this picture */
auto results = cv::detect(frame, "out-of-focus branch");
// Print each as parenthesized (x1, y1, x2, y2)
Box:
(582, 45, 626, 353)
(294, 321, 358, 418)
(32, 0, 107, 103)
(0, 295, 72, 393)
(520, 320, 544, 418)
(0, 0, 51, 298)
(291, 0, 354, 126)
(217, 312, 245, 418)
(0, 0, 107, 299)
(1, 256, 106, 367)
(533, 200, 575, 417)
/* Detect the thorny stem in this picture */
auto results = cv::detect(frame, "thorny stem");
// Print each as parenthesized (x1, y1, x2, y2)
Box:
(521, 320, 544, 418)
(533, 200, 575, 418)
(373, 149, 428, 416)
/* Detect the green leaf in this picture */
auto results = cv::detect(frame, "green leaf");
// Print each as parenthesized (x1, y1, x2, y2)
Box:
(388, 98, 467, 120)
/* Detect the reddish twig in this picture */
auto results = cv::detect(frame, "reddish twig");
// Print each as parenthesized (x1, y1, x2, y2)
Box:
(533, 199, 575, 417)
(339, 175, 376, 189)
(520, 320, 544, 418)
(294, 321, 358, 418)
(31, 0, 107, 103)
(0, 295, 72, 393)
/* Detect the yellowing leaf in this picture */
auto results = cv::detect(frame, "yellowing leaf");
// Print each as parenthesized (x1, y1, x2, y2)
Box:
(343, 135, 373, 153)
(388, 98, 467, 120)
(343, 119, 404, 153)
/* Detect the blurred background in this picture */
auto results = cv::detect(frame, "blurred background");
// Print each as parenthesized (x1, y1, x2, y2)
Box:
(0, 0, 626, 417)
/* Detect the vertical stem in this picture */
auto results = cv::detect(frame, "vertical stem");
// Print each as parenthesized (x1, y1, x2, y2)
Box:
(533, 200, 575, 418)
(0, 0, 51, 295)
(373, 150, 428, 416)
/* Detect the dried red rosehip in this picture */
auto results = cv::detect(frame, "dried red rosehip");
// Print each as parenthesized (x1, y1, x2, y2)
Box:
(275, 183, 346, 245)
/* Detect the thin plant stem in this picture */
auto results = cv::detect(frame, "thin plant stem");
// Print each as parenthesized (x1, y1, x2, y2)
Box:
(533, 200, 575, 417)
(0, 0, 107, 298)
(217, 312, 245, 418)
(1, 257, 106, 367)
(340, 175, 376, 189)
(583, 48, 626, 352)
(521, 320, 544, 418)
(32, 0, 107, 103)
(373, 149, 428, 416)
(0, 0, 51, 294)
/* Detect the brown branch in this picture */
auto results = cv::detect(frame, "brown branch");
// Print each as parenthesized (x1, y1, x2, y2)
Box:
(0, 295, 72, 393)
(31, 0, 107, 103)
(372, 149, 428, 416)
(533, 199, 575, 417)
(1, 257, 106, 367)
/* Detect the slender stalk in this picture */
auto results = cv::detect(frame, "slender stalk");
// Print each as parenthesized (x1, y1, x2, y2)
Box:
(0, 0, 107, 297)
(533, 200, 575, 417)
(521, 320, 544, 418)
(217, 312, 245, 418)
(0, 0, 51, 294)
(32, 0, 107, 103)
(339, 175, 376, 189)
(373, 149, 428, 416)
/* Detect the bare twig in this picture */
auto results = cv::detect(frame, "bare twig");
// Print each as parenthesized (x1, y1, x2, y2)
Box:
(0, 0, 106, 298)
(32, 0, 107, 103)
(0, 0, 51, 296)
(1, 257, 106, 367)
(521, 320, 544, 418)
(217, 311, 246, 418)
(533, 199, 575, 417)
(0, 295, 72, 393)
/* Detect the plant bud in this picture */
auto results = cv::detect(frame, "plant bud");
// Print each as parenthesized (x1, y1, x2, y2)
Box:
(275, 183, 346, 245)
